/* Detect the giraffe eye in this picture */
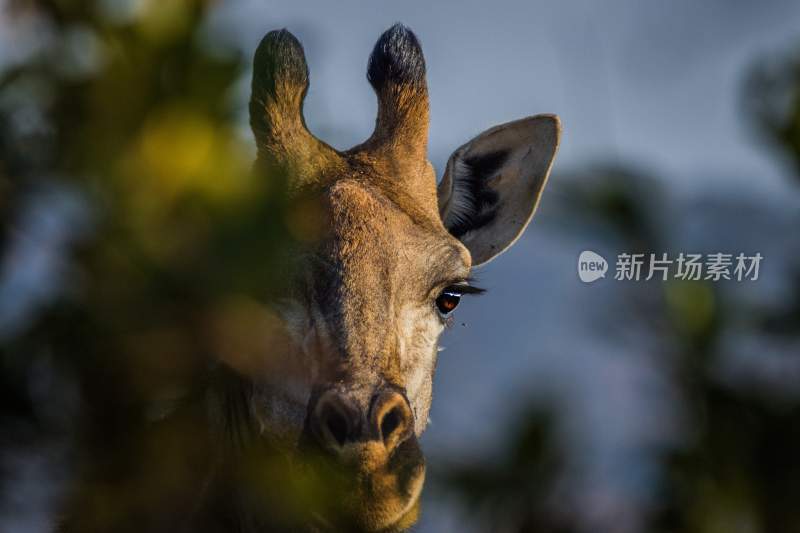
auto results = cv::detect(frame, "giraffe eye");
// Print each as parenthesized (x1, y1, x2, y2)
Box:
(435, 289, 462, 316)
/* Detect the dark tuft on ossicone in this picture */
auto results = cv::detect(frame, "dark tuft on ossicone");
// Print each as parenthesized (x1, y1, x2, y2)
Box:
(252, 29, 309, 99)
(367, 23, 426, 89)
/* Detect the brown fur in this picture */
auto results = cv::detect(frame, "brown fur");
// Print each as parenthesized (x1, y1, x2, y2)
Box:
(240, 24, 559, 531)
(56, 24, 559, 533)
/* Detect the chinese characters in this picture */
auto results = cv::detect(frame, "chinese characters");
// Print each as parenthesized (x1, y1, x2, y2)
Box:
(613, 252, 762, 281)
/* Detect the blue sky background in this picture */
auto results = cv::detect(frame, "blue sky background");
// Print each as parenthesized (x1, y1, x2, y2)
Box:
(202, 0, 800, 195)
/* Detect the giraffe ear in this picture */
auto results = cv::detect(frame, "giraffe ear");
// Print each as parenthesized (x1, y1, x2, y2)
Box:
(437, 115, 560, 266)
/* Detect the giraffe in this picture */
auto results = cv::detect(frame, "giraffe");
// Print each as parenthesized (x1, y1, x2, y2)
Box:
(236, 23, 561, 530)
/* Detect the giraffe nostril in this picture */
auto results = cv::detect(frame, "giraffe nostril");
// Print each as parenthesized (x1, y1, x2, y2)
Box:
(371, 390, 414, 452)
(380, 407, 401, 444)
(309, 391, 358, 451)
(308, 388, 414, 453)
(323, 406, 349, 447)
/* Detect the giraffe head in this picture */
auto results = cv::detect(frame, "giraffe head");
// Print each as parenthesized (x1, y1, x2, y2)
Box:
(237, 24, 560, 530)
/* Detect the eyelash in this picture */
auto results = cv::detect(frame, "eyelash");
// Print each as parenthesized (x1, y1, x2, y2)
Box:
(444, 282, 486, 296)
(433, 279, 486, 321)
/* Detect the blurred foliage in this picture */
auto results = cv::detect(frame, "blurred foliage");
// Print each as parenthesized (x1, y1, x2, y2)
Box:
(744, 44, 800, 181)
(436, 410, 570, 532)
(552, 163, 669, 252)
(0, 0, 339, 531)
(439, 43, 800, 533)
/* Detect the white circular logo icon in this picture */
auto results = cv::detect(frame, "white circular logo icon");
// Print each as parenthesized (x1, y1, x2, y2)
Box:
(578, 250, 608, 283)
